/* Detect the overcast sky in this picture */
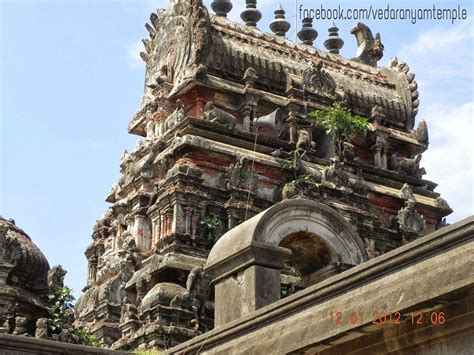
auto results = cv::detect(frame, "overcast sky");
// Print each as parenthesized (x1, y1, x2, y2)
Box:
(1, 0, 473, 298)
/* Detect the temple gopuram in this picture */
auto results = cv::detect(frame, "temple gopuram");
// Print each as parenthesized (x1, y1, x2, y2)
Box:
(73, 0, 471, 353)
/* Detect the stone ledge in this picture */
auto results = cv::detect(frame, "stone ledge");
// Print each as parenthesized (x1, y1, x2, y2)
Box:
(167, 216, 474, 354)
(0, 334, 129, 354)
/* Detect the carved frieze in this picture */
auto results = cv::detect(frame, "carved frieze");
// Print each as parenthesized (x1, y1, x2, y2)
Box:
(302, 60, 336, 97)
(144, 0, 211, 95)
(224, 156, 259, 194)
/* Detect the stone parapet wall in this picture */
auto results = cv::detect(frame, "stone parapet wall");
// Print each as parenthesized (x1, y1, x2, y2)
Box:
(0, 334, 129, 354)
(168, 216, 474, 354)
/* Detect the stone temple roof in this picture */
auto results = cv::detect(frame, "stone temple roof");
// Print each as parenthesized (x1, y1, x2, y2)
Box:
(137, 0, 419, 133)
(207, 15, 417, 128)
(0, 217, 50, 293)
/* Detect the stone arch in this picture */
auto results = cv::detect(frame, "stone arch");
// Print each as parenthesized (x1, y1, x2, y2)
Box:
(207, 199, 367, 274)
(253, 199, 367, 265)
(206, 199, 367, 326)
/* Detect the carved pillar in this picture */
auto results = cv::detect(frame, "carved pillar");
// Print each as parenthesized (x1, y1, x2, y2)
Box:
(242, 93, 260, 133)
(191, 208, 202, 236)
(132, 215, 152, 252)
(155, 214, 161, 245)
(151, 220, 156, 246)
(184, 207, 193, 234)
(166, 210, 173, 237)
(227, 212, 236, 230)
(381, 147, 387, 169)
(88, 256, 98, 285)
(241, 104, 253, 133)
(172, 203, 184, 234)
(96, 244, 104, 267)
(373, 134, 388, 169)
(372, 142, 382, 167)
(160, 214, 165, 239)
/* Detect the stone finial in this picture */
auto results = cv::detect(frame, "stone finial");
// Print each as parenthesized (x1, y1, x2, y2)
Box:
(324, 22, 344, 54)
(241, 0, 262, 27)
(350, 22, 384, 67)
(297, 17, 318, 46)
(269, 5, 291, 37)
(211, 0, 233, 17)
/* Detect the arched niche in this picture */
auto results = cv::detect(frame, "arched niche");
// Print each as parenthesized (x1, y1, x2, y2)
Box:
(280, 231, 336, 275)
(206, 199, 367, 327)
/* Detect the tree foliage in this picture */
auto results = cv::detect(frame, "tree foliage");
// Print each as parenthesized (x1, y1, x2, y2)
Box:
(46, 285, 99, 347)
(200, 215, 220, 242)
(47, 285, 74, 333)
(74, 326, 99, 347)
(309, 102, 369, 157)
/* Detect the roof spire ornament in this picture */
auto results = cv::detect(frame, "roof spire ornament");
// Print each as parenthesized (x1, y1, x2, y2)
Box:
(269, 4, 291, 37)
(324, 22, 344, 54)
(297, 17, 318, 46)
(241, 0, 262, 27)
(211, 0, 233, 17)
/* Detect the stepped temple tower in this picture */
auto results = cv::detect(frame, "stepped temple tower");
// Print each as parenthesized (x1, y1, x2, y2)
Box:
(75, 0, 454, 350)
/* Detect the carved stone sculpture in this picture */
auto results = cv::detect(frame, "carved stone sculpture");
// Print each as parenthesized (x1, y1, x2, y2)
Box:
(349, 169, 367, 195)
(296, 129, 312, 151)
(165, 100, 186, 131)
(302, 60, 336, 96)
(400, 183, 414, 201)
(435, 197, 451, 211)
(35, 318, 50, 339)
(243, 67, 257, 87)
(186, 266, 212, 317)
(321, 156, 350, 191)
(203, 102, 236, 129)
(388, 153, 426, 178)
(2, 302, 17, 334)
(143, 0, 210, 94)
(12, 316, 29, 336)
(386, 57, 419, 127)
(412, 119, 429, 145)
(350, 22, 384, 67)
(371, 105, 386, 126)
(224, 156, 259, 194)
(397, 198, 425, 236)
(120, 296, 139, 324)
(48, 265, 67, 292)
(341, 142, 356, 162)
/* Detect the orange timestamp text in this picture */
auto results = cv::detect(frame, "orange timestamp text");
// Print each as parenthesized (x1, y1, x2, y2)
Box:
(328, 310, 446, 326)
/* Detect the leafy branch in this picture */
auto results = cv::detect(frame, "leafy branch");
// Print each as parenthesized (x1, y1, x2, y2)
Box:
(200, 215, 220, 243)
(47, 286, 74, 333)
(46, 285, 98, 347)
(309, 102, 368, 157)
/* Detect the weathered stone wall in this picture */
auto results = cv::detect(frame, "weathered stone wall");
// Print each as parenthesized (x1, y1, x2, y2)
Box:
(168, 216, 474, 354)
(0, 334, 129, 354)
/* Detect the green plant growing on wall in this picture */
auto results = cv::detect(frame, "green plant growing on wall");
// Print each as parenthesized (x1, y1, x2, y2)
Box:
(74, 326, 99, 347)
(282, 150, 319, 197)
(47, 285, 99, 347)
(200, 215, 220, 243)
(47, 285, 75, 333)
(309, 102, 369, 157)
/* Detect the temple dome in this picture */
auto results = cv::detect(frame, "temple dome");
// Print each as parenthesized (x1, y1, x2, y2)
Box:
(139, 282, 187, 312)
(0, 217, 50, 292)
